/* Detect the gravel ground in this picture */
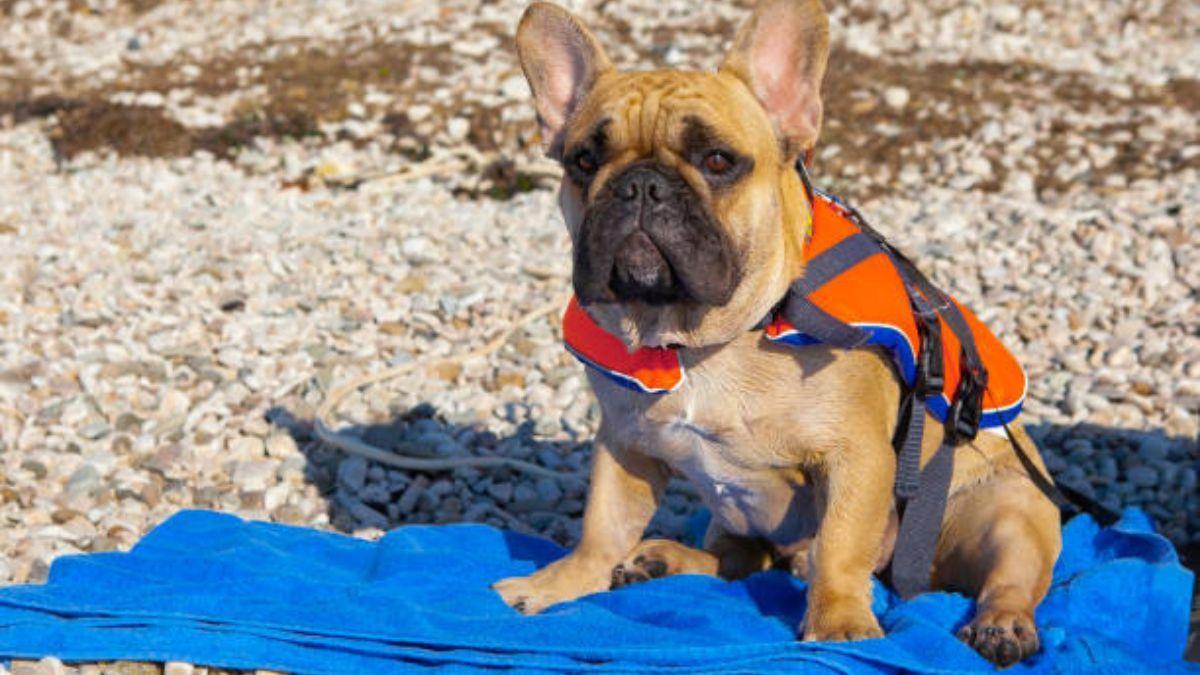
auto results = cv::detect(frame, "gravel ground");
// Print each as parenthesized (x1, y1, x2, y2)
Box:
(0, 0, 1198, 667)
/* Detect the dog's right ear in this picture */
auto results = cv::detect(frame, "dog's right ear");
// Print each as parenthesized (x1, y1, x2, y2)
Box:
(720, 0, 829, 159)
(516, 2, 612, 158)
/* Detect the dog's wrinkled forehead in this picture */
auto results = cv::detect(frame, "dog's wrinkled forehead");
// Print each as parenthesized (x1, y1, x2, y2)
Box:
(562, 70, 779, 179)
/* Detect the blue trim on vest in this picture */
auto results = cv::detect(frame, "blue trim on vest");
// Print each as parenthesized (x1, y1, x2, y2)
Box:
(768, 322, 1021, 429)
(768, 323, 918, 386)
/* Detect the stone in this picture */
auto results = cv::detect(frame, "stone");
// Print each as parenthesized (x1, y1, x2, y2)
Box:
(337, 456, 369, 493)
(1128, 465, 1159, 488)
(882, 86, 910, 110)
(488, 482, 514, 503)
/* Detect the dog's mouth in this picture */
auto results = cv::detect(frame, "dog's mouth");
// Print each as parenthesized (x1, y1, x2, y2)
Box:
(608, 230, 683, 305)
(573, 160, 740, 308)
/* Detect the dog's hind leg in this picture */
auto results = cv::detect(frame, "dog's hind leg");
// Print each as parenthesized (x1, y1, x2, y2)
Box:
(610, 523, 773, 588)
(933, 467, 1061, 668)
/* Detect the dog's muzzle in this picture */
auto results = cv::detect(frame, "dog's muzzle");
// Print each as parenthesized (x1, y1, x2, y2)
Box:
(573, 161, 739, 307)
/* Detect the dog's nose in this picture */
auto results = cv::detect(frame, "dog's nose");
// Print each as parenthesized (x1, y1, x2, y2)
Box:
(611, 165, 669, 204)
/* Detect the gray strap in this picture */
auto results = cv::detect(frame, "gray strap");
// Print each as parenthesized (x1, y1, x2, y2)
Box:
(781, 292, 871, 349)
(780, 232, 883, 350)
(794, 233, 881, 294)
(894, 395, 926, 501)
(891, 440, 955, 599)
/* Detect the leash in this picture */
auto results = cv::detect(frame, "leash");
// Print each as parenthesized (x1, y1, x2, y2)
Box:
(314, 290, 587, 482)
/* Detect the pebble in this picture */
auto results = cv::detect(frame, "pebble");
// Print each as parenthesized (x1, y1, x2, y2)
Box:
(882, 86, 910, 110)
(337, 457, 369, 493)
(1128, 466, 1159, 488)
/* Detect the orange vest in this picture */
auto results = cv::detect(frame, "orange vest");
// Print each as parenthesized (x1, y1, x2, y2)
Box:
(562, 191, 1026, 430)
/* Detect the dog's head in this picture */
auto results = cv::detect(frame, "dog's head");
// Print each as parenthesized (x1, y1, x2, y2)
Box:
(516, 0, 829, 348)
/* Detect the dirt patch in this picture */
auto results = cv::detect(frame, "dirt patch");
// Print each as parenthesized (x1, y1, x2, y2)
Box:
(815, 49, 1200, 200)
(52, 102, 192, 158)
(3, 28, 1194, 198)
(40, 99, 324, 160)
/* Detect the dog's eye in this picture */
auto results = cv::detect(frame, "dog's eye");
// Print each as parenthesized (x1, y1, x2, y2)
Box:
(573, 150, 598, 175)
(702, 150, 734, 175)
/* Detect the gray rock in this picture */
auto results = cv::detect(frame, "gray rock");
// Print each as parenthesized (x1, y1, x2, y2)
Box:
(65, 465, 102, 498)
(535, 477, 563, 507)
(1137, 436, 1171, 462)
(338, 493, 389, 529)
(398, 476, 429, 514)
(488, 481, 514, 503)
(337, 456, 369, 493)
(1128, 465, 1159, 488)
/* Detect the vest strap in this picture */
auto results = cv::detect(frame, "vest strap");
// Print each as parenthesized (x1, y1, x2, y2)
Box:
(893, 393, 926, 502)
(793, 232, 882, 294)
(780, 290, 871, 349)
(891, 437, 956, 599)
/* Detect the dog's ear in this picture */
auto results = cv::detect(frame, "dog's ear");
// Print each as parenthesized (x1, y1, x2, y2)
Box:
(516, 2, 613, 158)
(720, 0, 829, 158)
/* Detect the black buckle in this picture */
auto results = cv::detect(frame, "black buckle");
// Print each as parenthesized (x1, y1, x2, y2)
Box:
(916, 314, 944, 397)
(948, 365, 987, 441)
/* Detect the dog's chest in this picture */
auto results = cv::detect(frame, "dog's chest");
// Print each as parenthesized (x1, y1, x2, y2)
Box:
(591, 339, 822, 543)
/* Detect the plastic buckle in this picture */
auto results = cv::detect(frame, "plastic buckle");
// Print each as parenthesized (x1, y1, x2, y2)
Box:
(948, 368, 986, 441)
(917, 317, 944, 397)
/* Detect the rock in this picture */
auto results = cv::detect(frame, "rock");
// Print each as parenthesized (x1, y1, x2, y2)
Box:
(78, 421, 111, 440)
(66, 464, 102, 498)
(265, 432, 298, 458)
(882, 86, 910, 110)
(232, 460, 276, 491)
(229, 435, 265, 458)
(535, 477, 562, 507)
(447, 117, 471, 141)
(512, 482, 538, 510)
(338, 493, 389, 529)
(1137, 436, 1170, 462)
(398, 476, 429, 514)
(1127, 465, 1158, 488)
(337, 456, 369, 493)
(488, 482, 514, 503)
(164, 663, 195, 675)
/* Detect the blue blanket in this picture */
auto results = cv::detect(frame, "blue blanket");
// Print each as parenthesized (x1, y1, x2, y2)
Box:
(0, 508, 1193, 673)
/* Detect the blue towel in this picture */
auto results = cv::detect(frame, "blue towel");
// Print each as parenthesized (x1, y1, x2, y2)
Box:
(0, 508, 1193, 673)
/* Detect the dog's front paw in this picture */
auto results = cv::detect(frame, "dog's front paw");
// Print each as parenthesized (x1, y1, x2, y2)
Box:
(493, 557, 611, 615)
(801, 594, 884, 642)
(957, 608, 1039, 668)
(493, 574, 555, 615)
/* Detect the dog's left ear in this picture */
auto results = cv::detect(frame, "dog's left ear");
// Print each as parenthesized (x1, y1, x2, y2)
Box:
(720, 0, 829, 158)
(516, 2, 613, 159)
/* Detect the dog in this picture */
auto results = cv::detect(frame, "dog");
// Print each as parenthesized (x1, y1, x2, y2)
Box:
(493, 0, 1061, 667)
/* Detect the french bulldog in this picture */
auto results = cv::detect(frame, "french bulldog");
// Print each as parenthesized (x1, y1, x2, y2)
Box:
(493, 0, 1061, 667)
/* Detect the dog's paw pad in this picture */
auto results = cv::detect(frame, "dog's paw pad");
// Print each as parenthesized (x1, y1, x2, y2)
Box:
(610, 555, 669, 589)
(959, 610, 1039, 668)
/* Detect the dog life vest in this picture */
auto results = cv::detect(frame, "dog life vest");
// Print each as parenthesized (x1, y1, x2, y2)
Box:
(562, 169, 1032, 598)
(562, 191, 1026, 427)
